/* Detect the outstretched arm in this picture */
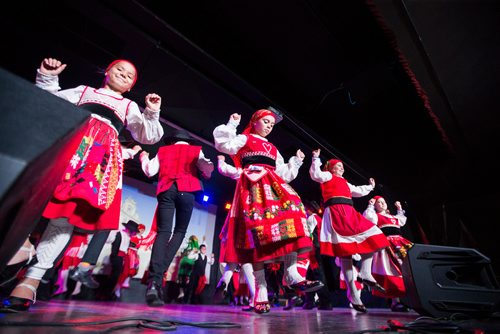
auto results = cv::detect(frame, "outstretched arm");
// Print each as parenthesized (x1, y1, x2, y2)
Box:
(309, 149, 332, 183)
(213, 113, 247, 155)
(139, 150, 160, 177)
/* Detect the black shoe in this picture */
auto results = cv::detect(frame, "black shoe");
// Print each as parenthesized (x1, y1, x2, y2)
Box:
(146, 281, 164, 307)
(69, 267, 99, 289)
(241, 305, 254, 312)
(213, 282, 227, 304)
(0, 296, 33, 313)
(360, 279, 386, 293)
(290, 280, 324, 293)
(302, 301, 316, 310)
(317, 303, 333, 311)
(283, 296, 302, 310)
(391, 302, 409, 312)
(350, 303, 367, 313)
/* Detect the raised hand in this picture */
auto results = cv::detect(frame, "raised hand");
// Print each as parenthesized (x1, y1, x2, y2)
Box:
(296, 149, 305, 160)
(145, 93, 161, 112)
(369, 178, 376, 188)
(140, 150, 149, 161)
(230, 113, 241, 123)
(312, 149, 321, 158)
(40, 58, 67, 76)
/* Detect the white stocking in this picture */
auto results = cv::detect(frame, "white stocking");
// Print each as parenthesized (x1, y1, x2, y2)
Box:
(340, 257, 362, 305)
(219, 263, 237, 289)
(359, 253, 375, 282)
(283, 252, 304, 286)
(253, 269, 268, 304)
(25, 218, 74, 280)
(241, 263, 255, 306)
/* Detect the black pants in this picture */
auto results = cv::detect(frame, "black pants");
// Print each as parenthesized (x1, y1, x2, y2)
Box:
(81, 230, 111, 264)
(148, 183, 195, 284)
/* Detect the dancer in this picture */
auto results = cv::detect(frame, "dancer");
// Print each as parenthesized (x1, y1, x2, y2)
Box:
(184, 244, 214, 304)
(213, 108, 323, 314)
(309, 149, 389, 313)
(363, 196, 413, 312)
(140, 129, 214, 306)
(213, 155, 256, 311)
(1, 57, 164, 312)
(68, 145, 143, 289)
(302, 201, 334, 310)
(176, 235, 200, 302)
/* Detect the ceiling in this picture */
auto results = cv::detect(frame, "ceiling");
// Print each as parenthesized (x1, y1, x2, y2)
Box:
(1, 0, 499, 264)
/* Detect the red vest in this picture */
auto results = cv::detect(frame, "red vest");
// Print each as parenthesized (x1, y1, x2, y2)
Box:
(320, 175, 352, 201)
(156, 144, 203, 194)
(376, 213, 401, 229)
(234, 134, 278, 168)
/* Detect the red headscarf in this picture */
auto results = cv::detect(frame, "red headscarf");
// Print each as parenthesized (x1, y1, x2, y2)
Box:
(242, 109, 277, 135)
(232, 109, 279, 169)
(323, 159, 342, 172)
(372, 195, 383, 202)
(105, 59, 138, 88)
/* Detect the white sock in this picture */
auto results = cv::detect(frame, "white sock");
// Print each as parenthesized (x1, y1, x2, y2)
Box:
(283, 252, 304, 286)
(359, 253, 375, 282)
(219, 263, 237, 288)
(241, 263, 255, 306)
(253, 269, 268, 303)
(25, 218, 74, 280)
(340, 257, 362, 305)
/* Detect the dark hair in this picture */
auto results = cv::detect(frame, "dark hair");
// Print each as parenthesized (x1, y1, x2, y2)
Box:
(200, 244, 206, 249)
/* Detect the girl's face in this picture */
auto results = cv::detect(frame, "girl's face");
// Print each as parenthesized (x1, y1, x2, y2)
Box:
(252, 115, 276, 137)
(104, 61, 137, 94)
(331, 162, 344, 177)
(374, 198, 388, 213)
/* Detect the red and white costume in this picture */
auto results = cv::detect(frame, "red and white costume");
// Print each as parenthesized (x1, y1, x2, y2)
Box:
(309, 157, 389, 257)
(213, 118, 312, 264)
(363, 204, 413, 298)
(36, 71, 164, 231)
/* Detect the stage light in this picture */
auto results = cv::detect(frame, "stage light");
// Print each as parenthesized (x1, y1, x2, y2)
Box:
(203, 195, 209, 202)
(224, 203, 231, 210)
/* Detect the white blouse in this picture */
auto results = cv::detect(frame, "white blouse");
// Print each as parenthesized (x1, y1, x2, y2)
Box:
(35, 70, 164, 145)
(213, 119, 303, 183)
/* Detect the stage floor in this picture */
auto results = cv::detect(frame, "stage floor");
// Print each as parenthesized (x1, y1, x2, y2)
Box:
(1, 300, 499, 333)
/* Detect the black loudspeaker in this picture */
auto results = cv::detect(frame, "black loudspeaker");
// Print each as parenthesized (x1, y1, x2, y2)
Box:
(401, 243, 500, 318)
(0, 67, 90, 271)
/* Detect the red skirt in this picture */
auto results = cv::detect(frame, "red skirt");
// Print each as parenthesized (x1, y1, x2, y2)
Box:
(319, 204, 389, 257)
(43, 117, 123, 231)
(372, 235, 414, 298)
(221, 167, 312, 264)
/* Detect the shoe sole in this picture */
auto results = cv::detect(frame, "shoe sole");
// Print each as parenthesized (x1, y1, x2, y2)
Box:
(302, 282, 325, 293)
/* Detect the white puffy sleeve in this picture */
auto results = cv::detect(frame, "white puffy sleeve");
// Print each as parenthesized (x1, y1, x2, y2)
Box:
(395, 210, 407, 227)
(309, 157, 332, 183)
(363, 204, 378, 225)
(218, 159, 242, 180)
(125, 104, 164, 145)
(348, 182, 374, 198)
(213, 119, 247, 155)
(36, 70, 86, 104)
(140, 154, 160, 177)
(275, 151, 303, 183)
(197, 150, 214, 179)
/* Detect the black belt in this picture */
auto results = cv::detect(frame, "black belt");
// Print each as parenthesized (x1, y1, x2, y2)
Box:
(324, 197, 353, 206)
(381, 226, 402, 236)
(242, 156, 275, 168)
